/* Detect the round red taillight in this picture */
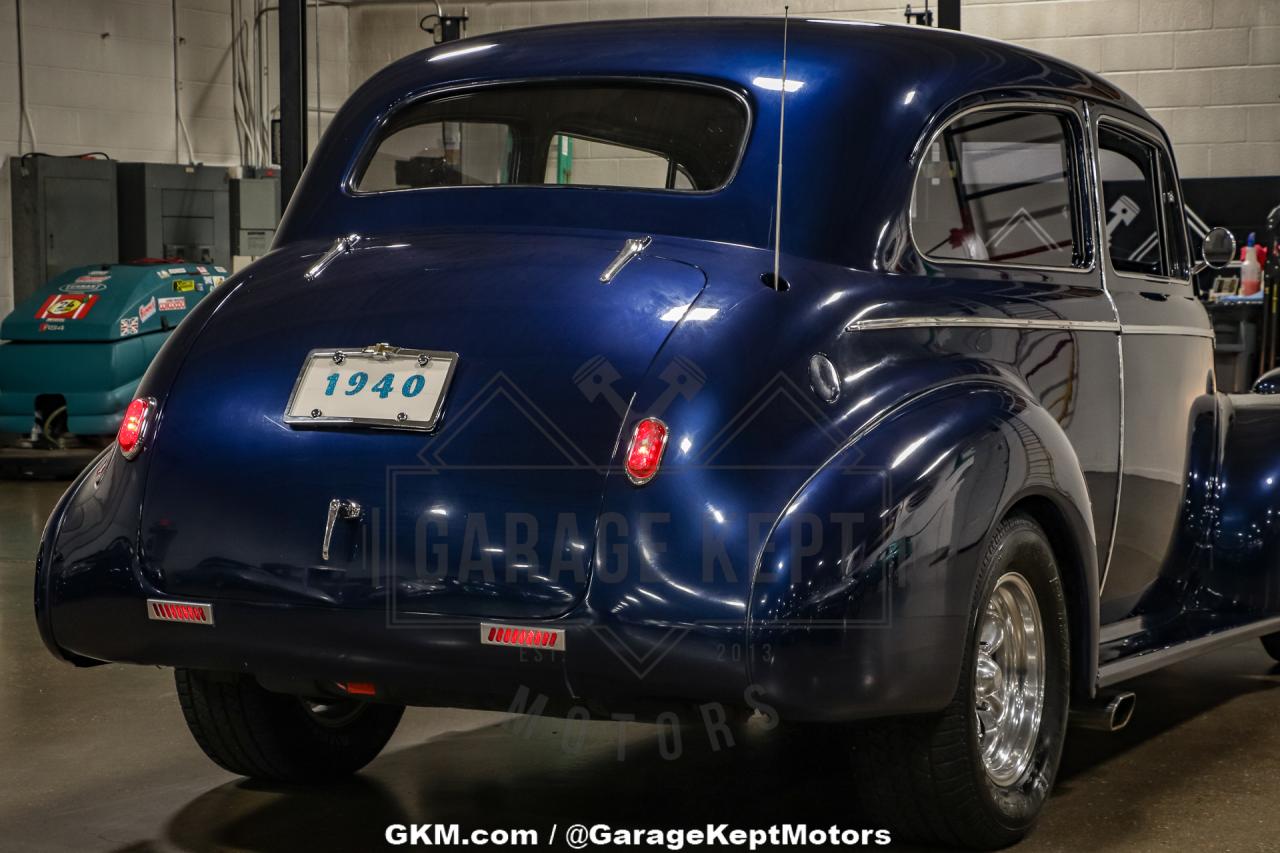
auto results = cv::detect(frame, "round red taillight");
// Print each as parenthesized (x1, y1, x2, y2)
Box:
(624, 417, 669, 485)
(117, 397, 156, 460)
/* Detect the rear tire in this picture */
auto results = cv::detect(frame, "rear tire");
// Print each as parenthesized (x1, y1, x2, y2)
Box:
(1261, 632, 1280, 662)
(175, 668, 404, 783)
(848, 513, 1070, 849)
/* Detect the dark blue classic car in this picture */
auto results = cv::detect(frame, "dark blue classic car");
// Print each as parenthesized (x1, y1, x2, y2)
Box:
(34, 17, 1275, 848)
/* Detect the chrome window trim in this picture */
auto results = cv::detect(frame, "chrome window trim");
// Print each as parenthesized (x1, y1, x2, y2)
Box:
(907, 99, 1097, 276)
(343, 76, 754, 198)
(1094, 113, 1194, 287)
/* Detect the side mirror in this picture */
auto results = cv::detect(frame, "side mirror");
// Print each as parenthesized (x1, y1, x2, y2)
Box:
(1253, 367, 1280, 395)
(1194, 227, 1237, 275)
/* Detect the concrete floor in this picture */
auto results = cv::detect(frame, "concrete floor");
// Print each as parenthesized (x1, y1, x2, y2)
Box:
(4, 480, 1280, 852)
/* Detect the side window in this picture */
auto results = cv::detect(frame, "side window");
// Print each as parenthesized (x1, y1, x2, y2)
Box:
(1098, 124, 1186, 280)
(912, 110, 1081, 268)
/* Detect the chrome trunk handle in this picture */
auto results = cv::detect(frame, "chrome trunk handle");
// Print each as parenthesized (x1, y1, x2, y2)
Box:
(321, 498, 363, 561)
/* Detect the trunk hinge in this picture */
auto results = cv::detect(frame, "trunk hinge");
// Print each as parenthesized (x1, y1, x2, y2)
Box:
(305, 233, 362, 280)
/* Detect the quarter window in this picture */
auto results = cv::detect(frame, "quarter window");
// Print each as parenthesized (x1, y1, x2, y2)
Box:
(912, 110, 1081, 268)
(1098, 124, 1188, 280)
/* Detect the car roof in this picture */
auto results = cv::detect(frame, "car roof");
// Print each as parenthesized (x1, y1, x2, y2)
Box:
(280, 17, 1149, 267)
(375, 17, 1144, 118)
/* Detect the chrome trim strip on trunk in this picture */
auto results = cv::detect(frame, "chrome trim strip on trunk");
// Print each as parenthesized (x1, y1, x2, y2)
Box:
(1097, 615, 1280, 687)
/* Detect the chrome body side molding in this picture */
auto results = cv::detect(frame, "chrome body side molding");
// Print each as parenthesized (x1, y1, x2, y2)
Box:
(845, 316, 1121, 334)
(844, 315, 1213, 340)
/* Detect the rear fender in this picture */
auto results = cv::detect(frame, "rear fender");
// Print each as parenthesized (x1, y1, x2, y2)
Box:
(747, 381, 1098, 721)
(1209, 394, 1280, 613)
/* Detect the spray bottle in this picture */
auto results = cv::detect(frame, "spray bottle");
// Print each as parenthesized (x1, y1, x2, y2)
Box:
(1242, 232, 1264, 297)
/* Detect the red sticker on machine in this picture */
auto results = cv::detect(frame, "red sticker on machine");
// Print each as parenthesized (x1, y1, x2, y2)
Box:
(35, 293, 98, 320)
(138, 297, 157, 324)
(157, 296, 186, 312)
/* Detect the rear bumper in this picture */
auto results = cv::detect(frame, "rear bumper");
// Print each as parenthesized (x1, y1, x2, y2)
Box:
(41, 582, 752, 717)
(34, 458, 751, 714)
(35, 449, 959, 722)
(50, 593, 577, 711)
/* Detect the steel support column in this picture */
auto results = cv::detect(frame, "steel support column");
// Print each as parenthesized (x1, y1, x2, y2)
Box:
(279, 0, 307, 206)
(938, 0, 961, 30)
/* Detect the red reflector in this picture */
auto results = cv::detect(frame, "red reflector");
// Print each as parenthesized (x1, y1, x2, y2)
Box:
(117, 397, 156, 460)
(624, 417, 669, 485)
(146, 598, 214, 625)
(480, 623, 565, 651)
(341, 681, 377, 696)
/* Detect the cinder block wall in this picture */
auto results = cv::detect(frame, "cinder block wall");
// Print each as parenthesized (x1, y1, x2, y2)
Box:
(348, 0, 1279, 182)
(0, 0, 348, 318)
(0, 1, 1275, 314)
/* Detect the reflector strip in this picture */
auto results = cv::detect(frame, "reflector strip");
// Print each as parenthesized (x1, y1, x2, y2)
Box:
(340, 681, 377, 696)
(480, 622, 564, 651)
(146, 598, 214, 625)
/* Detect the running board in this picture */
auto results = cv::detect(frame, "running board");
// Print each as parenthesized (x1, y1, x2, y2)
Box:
(1098, 614, 1280, 687)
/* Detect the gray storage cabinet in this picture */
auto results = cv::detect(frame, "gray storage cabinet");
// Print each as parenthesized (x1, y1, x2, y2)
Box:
(9, 156, 119, 304)
(117, 163, 230, 268)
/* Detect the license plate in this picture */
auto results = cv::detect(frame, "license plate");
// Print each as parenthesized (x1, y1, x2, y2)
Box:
(283, 345, 458, 432)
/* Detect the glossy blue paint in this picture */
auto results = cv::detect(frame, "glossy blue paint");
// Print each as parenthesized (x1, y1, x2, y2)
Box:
(32, 19, 1280, 724)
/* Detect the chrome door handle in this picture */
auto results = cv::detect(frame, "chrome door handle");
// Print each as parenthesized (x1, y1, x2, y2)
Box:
(322, 498, 363, 561)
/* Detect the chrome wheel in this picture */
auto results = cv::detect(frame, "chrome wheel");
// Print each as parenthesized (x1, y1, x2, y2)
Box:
(974, 571, 1045, 786)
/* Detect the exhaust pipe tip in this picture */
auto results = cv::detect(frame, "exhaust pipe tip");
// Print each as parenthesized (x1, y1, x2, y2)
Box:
(1069, 691, 1136, 732)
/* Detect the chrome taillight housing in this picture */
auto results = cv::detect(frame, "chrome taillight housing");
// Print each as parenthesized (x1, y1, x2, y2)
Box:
(624, 417, 669, 485)
(117, 397, 156, 460)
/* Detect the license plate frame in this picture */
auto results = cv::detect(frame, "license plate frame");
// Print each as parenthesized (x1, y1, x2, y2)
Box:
(282, 344, 459, 432)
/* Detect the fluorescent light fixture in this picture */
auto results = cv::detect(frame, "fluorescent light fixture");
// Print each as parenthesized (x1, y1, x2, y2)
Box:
(753, 76, 805, 93)
(428, 43, 496, 62)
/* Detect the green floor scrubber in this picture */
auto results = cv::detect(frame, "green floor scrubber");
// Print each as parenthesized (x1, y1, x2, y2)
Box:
(0, 261, 224, 478)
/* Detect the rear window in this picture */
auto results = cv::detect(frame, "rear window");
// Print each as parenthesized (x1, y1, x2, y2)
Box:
(354, 83, 748, 194)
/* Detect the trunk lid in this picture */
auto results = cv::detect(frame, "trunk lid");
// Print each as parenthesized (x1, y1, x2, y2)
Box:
(140, 230, 705, 619)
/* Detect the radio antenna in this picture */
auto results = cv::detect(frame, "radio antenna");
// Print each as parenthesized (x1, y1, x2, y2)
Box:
(771, 6, 791, 290)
